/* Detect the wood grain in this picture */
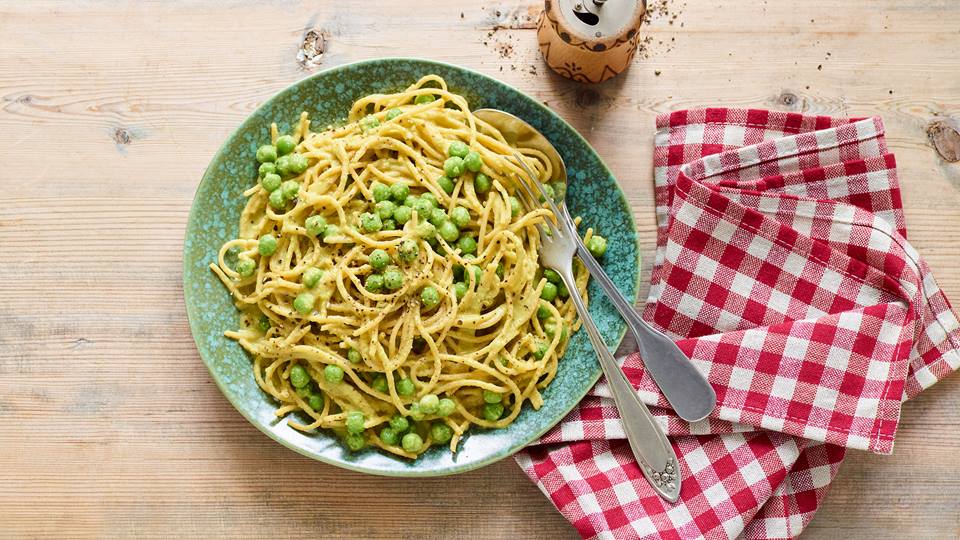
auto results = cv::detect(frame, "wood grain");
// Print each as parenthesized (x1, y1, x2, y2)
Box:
(1, 0, 958, 538)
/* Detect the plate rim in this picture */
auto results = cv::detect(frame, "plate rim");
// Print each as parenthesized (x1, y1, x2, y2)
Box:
(183, 57, 641, 477)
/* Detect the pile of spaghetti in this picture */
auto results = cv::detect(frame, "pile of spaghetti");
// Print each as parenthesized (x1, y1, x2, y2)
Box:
(212, 75, 590, 458)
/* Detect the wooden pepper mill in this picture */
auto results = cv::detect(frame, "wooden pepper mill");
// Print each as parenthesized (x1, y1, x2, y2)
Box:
(537, 0, 647, 84)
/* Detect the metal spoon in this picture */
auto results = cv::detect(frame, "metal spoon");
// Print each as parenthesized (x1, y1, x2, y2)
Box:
(474, 108, 717, 423)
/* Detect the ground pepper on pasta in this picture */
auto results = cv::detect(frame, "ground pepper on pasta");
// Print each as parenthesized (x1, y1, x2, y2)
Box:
(211, 75, 605, 458)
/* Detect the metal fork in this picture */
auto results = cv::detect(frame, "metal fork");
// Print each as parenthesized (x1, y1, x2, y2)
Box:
(511, 168, 682, 503)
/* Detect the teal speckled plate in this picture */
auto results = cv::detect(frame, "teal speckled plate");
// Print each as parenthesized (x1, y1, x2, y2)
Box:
(183, 58, 640, 477)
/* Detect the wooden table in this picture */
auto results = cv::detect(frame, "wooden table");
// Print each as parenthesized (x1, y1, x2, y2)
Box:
(2, 1, 958, 538)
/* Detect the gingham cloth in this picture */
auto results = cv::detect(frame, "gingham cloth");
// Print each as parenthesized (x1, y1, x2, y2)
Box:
(515, 109, 960, 539)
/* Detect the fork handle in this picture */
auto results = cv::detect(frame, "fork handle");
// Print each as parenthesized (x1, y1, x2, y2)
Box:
(557, 266, 681, 503)
(575, 243, 717, 422)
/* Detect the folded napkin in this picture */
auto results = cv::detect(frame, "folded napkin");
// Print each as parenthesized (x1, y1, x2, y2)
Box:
(516, 108, 960, 539)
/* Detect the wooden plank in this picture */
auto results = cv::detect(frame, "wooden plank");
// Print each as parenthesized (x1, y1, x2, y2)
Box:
(1, 0, 958, 537)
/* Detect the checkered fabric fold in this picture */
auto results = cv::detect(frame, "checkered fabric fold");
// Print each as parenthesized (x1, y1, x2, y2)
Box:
(516, 109, 960, 539)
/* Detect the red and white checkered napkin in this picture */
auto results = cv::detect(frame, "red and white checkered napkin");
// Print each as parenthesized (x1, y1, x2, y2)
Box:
(515, 109, 960, 539)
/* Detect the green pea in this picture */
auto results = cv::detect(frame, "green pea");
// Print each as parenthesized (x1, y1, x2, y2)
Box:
(280, 180, 300, 200)
(420, 286, 440, 309)
(444, 156, 465, 178)
(496, 262, 504, 279)
(346, 410, 365, 434)
(359, 212, 382, 233)
(347, 348, 362, 364)
(419, 394, 440, 414)
(430, 422, 453, 444)
(369, 248, 390, 270)
(303, 267, 323, 288)
(372, 374, 389, 393)
(450, 206, 470, 227)
(401, 432, 424, 453)
(545, 321, 565, 340)
(482, 402, 504, 421)
(295, 386, 312, 398)
(412, 197, 434, 218)
(324, 364, 344, 384)
(482, 390, 502, 404)
(275, 135, 296, 156)
(369, 181, 389, 202)
(275, 155, 292, 176)
(385, 108, 403, 121)
(457, 236, 477, 255)
(305, 215, 327, 237)
(436, 398, 456, 417)
(322, 224, 340, 242)
(290, 364, 311, 388)
(540, 282, 558, 301)
(467, 265, 483, 285)
(398, 239, 419, 262)
(393, 205, 413, 225)
(552, 181, 567, 201)
(365, 273, 384, 292)
(410, 400, 425, 418)
(403, 195, 418, 208)
(396, 377, 415, 397)
(383, 268, 404, 290)
(438, 221, 459, 242)
(537, 302, 551, 319)
(540, 183, 556, 202)
(293, 292, 315, 314)
(557, 282, 569, 299)
(414, 94, 435, 104)
(261, 173, 282, 192)
(437, 175, 454, 195)
(454, 282, 468, 300)
(235, 258, 256, 277)
(380, 427, 399, 446)
(258, 234, 278, 256)
(256, 144, 277, 163)
(414, 190, 432, 205)
(533, 342, 548, 360)
(375, 200, 395, 221)
(389, 415, 410, 432)
(587, 235, 608, 257)
(415, 222, 436, 240)
(448, 141, 469, 158)
(344, 433, 365, 451)
(259, 162, 277, 177)
(544, 269, 562, 284)
(427, 207, 447, 228)
(360, 115, 380, 131)
(463, 151, 483, 172)
(258, 314, 271, 332)
(289, 154, 308, 174)
(290, 154, 309, 174)
(390, 182, 410, 203)
(509, 196, 521, 217)
(474, 173, 491, 195)
(268, 188, 286, 209)
(308, 394, 324, 411)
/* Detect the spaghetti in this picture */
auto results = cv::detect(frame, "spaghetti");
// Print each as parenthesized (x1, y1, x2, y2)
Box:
(212, 75, 589, 458)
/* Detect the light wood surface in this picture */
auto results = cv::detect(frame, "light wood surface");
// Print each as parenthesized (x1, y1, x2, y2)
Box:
(1, 1, 958, 538)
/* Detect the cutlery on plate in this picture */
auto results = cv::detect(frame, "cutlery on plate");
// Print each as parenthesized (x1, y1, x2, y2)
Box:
(506, 156, 681, 502)
(474, 109, 717, 423)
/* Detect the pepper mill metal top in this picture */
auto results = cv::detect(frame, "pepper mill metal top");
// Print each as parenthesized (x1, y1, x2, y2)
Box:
(537, 0, 646, 83)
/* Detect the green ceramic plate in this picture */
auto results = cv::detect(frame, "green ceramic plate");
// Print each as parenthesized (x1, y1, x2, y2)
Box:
(184, 58, 639, 476)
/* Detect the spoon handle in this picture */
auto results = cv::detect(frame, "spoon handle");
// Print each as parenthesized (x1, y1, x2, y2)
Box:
(576, 241, 717, 422)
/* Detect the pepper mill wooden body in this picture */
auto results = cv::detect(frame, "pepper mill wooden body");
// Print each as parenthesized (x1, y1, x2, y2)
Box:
(537, 0, 646, 84)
